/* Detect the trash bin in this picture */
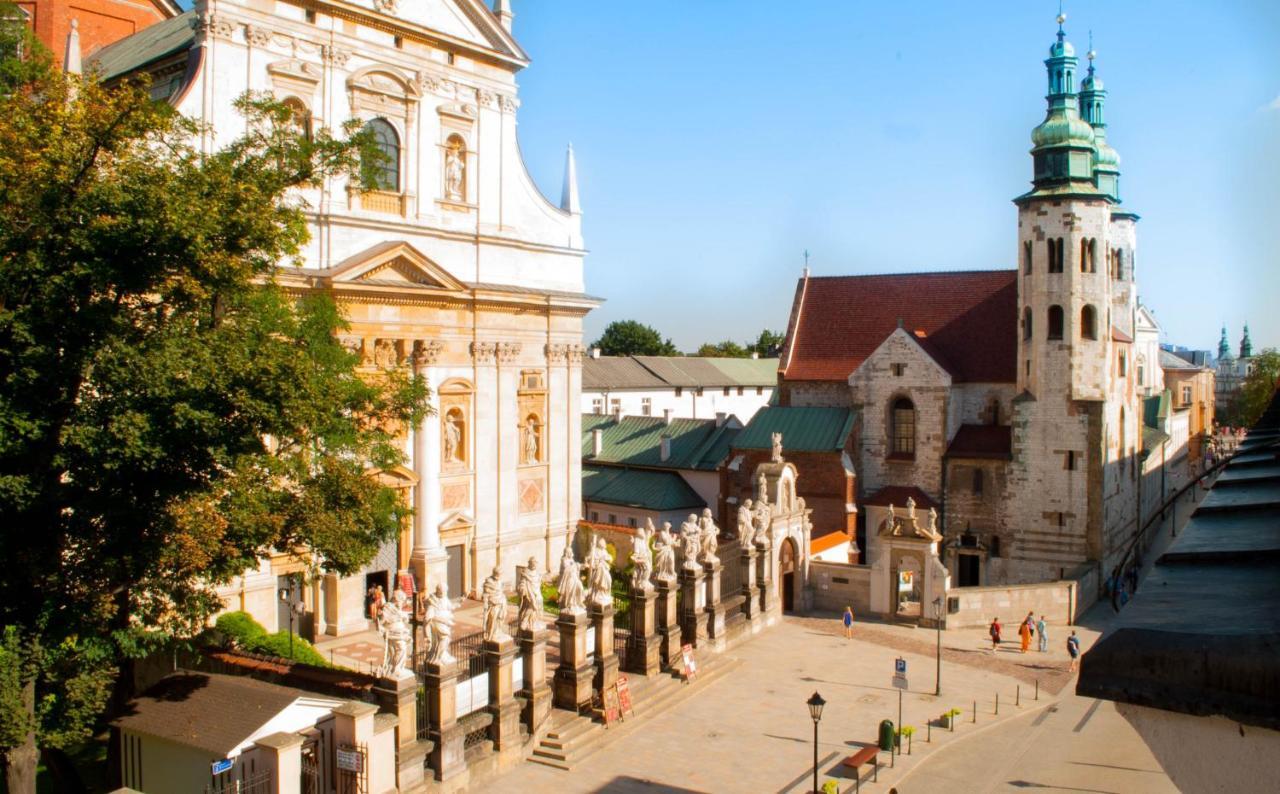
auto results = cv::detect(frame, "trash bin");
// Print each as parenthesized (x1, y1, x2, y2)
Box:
(878, 719, 895, 751)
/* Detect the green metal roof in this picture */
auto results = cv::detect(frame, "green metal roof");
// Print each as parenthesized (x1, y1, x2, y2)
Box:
(88, 11, 196, 83)
(733, 406, 854, 453)
(1144, 392, 1170, 429)
(582, 465, 705, 512)
(582, 414, 739, 471)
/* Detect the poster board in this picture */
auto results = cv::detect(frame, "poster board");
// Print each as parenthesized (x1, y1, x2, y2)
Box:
(602, 684, 621, 727)
(616, 675, 634, 719)
(680, 644, 698, 682)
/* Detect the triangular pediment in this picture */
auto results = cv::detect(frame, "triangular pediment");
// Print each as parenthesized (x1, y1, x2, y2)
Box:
(326, 241, 466, 293)
(358, 0, 527, 64)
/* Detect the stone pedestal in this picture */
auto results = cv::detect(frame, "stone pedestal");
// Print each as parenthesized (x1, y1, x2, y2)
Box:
(740, 547, 759, 619)
(374, 672, 425, 791)
(553, 610, 593, 712)
(756, 543, 772, 615)
(483, 638, 521, 751)
(627, 586, 662, 676)
(421, 660, 466, 782)
(655, 579, 681, 668)
(518, 628, 552, 734)
(703, 560, 727, 651)
(590, 602, 619, 695)
(679, 566, 709, 647)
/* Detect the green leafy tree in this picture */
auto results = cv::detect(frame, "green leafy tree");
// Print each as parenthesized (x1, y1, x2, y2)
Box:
(1228, 349, 1280, 427)
(0, 44, 428, 790)
(748, 329, 784, 357)
(695, 340, 749, 358)
(591, 319, 678, 356)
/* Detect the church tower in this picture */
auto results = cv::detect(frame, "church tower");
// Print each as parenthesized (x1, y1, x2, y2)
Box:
(1008, 13, 1139, 580)
(1241, 324, 1253, 359)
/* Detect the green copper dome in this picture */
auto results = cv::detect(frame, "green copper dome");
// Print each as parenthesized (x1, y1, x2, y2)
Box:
(1031, 112, 1095, 150)
(1049, 38, 1075, 58)
(1094, 139, 1120, 170)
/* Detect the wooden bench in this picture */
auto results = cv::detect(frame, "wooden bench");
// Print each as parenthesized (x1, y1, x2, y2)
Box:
(841, 745, 879, 791)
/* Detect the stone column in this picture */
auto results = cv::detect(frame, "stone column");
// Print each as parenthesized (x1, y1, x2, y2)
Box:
(627, 585, 661, 675)
(741, 545, 764, 631)
(703, 560, 727, 651)
(252, 732, 302, 794)
(421, 660, 466, 782)
(590, 602, 619, 695)
(756, 542, 772, 616)
(373, 672, 427, 792)
(411, 348, 447, 591)
(518, 628, 552, 733)
(553, 610, 593, 711)
(679, 566, 708, 647)
(483, 638, 521, 751)
(654, 579, 680, 668)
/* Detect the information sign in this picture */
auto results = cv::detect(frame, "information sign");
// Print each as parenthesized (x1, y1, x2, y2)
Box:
(602, 684, 621, 727)
(336, 747, 364, 773)
(211, 758, 233, 775)
(616, 675, 634, 718)
(680, 644, 698, 681)
(895, 657, 907, 675)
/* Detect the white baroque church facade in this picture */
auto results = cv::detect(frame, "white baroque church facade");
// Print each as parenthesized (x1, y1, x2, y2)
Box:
(90, 0, 595, 635)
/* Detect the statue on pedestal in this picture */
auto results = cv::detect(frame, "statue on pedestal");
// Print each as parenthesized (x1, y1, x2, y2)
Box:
(753, 498, 771, 548)
(481, 567, 510, 643)
(377, 590, 412, 677)
(771, 431, 784, 463)
(757, 471, 769, 504)
(737, 499, 755, 546)
(517, 556, 545, 632)
(679, 514, 702, 571)
(631, 520, 654, 591)
(557, 542, 586, 615)
(586, 536, 613, 608)
(698, 507, 719, 565)
(423, 583, 456, 666)
(653, 522, 678, 583)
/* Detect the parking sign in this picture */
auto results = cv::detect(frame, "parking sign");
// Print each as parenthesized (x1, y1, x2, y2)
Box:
(895, 657, 907, 675)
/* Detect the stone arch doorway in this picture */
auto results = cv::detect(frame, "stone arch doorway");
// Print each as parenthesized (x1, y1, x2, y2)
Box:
(779, 537, 798, 612)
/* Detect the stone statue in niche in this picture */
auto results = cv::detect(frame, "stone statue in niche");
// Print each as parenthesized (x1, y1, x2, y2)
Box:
(444, 139, 465, 201)
(377, 590, 412, 677)
(373, 338, 397, 368)
(481, 567, 510, 643)
(443, 408, 465, 464)
(517, 556, 544, 632)
(631, 520, 654, 591)
(753, 499, 771, 548)
(586, 536, 613, 608)
(522, 416, 540, 464)
(698, 508, 719, 565)
(556, 540, 586, 615)
(653, 522, 677, 583)
(423, 583, 456, 665)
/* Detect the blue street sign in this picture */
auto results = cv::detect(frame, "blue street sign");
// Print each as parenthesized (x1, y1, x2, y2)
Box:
(895, 657, 907, 675)
(211, 758, 234, 775)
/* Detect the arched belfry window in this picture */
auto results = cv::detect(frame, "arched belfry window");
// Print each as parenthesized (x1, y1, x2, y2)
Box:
(1081, 305, 1097, 340)
(1047, 305, 1064, 340)
(1115, 250, 1125, 280)
(1088, 239, 1097, 272)
(1023, 306, 1033, 341)
(1023, 241, 1033, 274)
(890, 397, 916, 457)
(362, 118, 400, 192)
(1047, 238, 1064, 273)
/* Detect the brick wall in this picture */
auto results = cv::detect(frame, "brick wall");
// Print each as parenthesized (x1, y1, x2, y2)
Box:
(722, 448, 853, 540)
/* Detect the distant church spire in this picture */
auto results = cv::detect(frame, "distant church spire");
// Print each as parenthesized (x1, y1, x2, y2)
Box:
(493, 0, 514, 33)
(64, 19, 82, 76)
(1218, 326, 1231, 360)
(560, 143, 581, 215)
(1240, 324, 1253, 359)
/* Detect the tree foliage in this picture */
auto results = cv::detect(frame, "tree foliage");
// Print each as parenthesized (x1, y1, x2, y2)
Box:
(591, 319, 679, 356)
(0, 40, 428, 788)
(1228, 349, 1280, 427)
(694, 329, 784, 358)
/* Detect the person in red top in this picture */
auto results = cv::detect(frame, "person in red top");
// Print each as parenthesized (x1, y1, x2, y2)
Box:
(989, 617, 1002, 654)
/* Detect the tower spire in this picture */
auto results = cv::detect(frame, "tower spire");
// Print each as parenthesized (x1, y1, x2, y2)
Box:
(1240, 324, 1253, 359)
(560, 143, 581, 215)
(1218, 326, 1231, 360)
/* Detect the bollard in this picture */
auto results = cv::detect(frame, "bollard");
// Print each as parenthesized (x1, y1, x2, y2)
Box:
(996, 692, 1000, 715)
(927, 721, 931, 743)
(1017, 685, 1021, 707)
(972, 700, 976, 723)
(1035, 679, 1039, 701)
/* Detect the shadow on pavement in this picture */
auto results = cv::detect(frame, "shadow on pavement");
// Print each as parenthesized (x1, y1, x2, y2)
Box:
(593, 777, 710, 793)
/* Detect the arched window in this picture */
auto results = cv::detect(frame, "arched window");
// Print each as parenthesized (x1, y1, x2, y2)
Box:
(1081, 305, 1097, 340)
(1088, 239, 1097, 272)
(1047, 238, 1064, 273)
(1119, 350, 1128, 377)
(362, 118, 400, 191)
(282, 97, 311, 141)
(1047, 305, 1064, 340)
(1023, 241, 1033, 274)
(1023, 306, 1033, 341)
(890, 397, 915, 457)
(1115, 250, 1125, 280)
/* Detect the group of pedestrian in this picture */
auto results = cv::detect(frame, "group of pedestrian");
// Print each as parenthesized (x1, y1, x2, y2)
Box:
(988, 613, 1081, 671)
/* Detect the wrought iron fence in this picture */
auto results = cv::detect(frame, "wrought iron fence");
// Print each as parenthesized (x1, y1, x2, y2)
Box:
(205, 770, 272, 794)
(613, 627, 631, 671)
(719, 539, 744, 596)
(460, 711, 494, 750)
(414, 627, 487, 680)
(415, 682, 432, 741)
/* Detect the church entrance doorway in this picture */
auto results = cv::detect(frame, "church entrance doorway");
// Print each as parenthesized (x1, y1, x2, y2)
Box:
(446, 544, 465, 598)
(895, 557, 922, 619)
(779, 537, 797, 612)
(958, 553, 980, 587)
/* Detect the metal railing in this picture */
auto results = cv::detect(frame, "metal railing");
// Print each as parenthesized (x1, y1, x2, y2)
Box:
(613, 627, 630, 671)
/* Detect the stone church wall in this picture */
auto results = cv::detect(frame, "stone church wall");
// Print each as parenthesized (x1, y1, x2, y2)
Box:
(808, 561, 872, 615)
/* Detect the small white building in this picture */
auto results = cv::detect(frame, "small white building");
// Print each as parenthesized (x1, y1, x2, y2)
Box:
(583, 355, 777, 422)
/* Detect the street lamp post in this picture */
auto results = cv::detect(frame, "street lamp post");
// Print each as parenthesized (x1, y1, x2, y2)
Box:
(279, 580, 305, 658)
(933, 596, 943, 696)
(807, 691, 826, 793)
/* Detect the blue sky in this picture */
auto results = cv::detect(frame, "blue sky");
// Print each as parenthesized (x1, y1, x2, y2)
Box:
(509, 0, 1279, 355)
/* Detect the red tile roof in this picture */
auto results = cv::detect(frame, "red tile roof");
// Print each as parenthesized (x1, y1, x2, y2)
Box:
(781, 270, 1018, 383)
(811, 529, 852, 554)
(861, 486, 938, 510)
(1111, 326, 1133, 343)
(944, 424, 1013, 459)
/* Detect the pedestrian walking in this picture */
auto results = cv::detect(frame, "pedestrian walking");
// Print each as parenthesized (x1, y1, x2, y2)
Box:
(842, 606, 854, 639)
(1036, 615, 1048, 653)
(1018, 616, 1032, 653)
(1067, 631, 1081, 672)
(989, 617, 1001, 654)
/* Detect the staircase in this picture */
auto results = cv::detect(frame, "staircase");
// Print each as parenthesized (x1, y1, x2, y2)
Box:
(528, 653, 741, 770)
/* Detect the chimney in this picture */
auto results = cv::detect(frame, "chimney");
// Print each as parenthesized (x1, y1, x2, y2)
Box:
(591, 429, 603, 457)
(591, 347, 601, 359)
(715, 412, 727, 428)
(663, 409, 673, 425)
(611, 404, 622, 422)
(659, 434, 671, 462)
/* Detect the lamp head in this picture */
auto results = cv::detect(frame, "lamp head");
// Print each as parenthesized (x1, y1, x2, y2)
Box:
(807, 691, 826, 722)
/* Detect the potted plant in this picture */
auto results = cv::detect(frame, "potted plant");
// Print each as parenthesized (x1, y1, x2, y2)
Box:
(821, 781, 840, 794)
(900, 725, 915, 754)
